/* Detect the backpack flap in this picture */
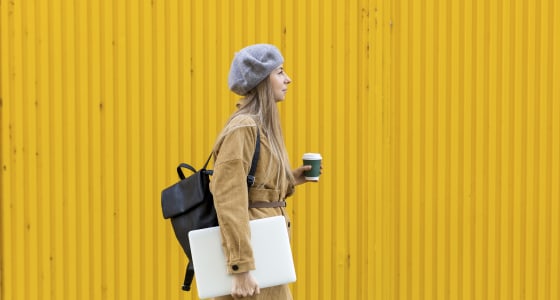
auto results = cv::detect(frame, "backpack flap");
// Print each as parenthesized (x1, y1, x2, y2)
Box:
(161, 165, 209, 219)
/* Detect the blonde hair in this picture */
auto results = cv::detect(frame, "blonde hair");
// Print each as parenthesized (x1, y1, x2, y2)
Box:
(214, 77, 294, 187)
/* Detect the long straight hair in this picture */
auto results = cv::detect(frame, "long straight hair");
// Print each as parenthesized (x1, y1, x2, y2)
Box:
(215, 77, 294, 187)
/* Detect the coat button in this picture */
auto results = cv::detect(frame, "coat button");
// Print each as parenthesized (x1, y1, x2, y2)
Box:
(288, 222, 291, 228)
(232, 265, 239, 271)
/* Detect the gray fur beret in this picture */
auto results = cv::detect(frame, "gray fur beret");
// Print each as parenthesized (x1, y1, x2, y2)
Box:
(228, 44, 284, 96)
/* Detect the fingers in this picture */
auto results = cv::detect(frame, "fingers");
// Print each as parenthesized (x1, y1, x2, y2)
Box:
(231, 273, 260, 298)
(232, 287, 260, 298)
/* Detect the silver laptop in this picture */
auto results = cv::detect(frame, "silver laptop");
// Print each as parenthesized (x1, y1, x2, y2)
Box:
(188, 216, 296, 299)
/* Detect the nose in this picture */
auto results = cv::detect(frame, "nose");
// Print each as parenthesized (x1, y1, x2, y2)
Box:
(285, 73, 292, 84)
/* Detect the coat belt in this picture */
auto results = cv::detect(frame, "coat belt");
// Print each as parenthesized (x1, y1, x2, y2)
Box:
(249, 201, 286, 208)
(248, 188, 285, 208)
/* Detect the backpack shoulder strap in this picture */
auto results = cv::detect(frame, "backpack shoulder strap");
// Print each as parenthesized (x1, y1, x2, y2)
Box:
(182, 261, 195, 291)
(247, 127, 260, 187)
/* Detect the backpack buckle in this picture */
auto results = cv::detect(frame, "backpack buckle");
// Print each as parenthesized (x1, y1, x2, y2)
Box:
(247, 175, 255, 187)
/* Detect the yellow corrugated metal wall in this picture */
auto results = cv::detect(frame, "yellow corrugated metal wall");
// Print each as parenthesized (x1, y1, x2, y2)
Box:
(1, 0, 559, 299)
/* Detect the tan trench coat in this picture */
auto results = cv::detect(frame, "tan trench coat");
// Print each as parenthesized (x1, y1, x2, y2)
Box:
(210, 114, 295, 300)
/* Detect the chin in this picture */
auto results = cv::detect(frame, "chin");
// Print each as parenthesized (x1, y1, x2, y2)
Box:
(275, 95, 286, 102)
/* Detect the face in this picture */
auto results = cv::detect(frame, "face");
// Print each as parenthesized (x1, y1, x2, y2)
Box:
(268, 65, 292, 101)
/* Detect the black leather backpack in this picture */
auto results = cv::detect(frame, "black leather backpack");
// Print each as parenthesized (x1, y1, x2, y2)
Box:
(161, 130, 260, 291)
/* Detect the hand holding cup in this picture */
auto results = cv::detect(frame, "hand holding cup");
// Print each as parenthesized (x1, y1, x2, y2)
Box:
(302, 153, 322, 181)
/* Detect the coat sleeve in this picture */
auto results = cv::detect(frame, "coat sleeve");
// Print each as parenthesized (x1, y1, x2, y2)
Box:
(210, 120, 258, 274)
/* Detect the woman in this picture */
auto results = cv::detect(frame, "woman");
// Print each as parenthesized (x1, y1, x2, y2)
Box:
(210, 44, 320, 299)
